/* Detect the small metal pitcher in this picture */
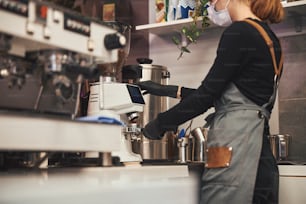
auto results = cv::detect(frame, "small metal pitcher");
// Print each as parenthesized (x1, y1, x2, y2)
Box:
(190, 127, 208, 162)
(268, 134, 291, 161)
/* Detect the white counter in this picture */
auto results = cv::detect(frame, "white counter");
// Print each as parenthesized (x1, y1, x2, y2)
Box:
(1, 164, 305, 204)
(279, 165, 306, 204)
(279, 165, 306, 177)
(0, 112, 122, 152)
(0, 165, 198, 204)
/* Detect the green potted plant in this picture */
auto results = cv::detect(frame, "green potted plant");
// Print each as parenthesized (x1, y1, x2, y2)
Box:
(172, 0, 210, 59)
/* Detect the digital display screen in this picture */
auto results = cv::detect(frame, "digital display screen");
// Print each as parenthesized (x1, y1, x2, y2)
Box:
(126, 85, 145, 105)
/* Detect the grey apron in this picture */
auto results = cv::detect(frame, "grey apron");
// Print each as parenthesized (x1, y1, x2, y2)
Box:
(200, 81, 278, 204)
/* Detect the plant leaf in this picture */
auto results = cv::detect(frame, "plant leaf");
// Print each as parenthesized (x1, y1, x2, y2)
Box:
(173, 0, 210, 60)
(172, 36, 180, 45)
(181, 46, 191, 53)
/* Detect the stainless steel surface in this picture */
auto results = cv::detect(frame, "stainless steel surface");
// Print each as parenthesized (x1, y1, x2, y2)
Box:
(140, 138, 169, 160)
(0, 55, 84, 117)
(177, 137, 189, 163)
(0, 0, 126, 118)
(139, 63, 170, 125)
(269, 134, 291, 161)
(133, 60, 171, 160)
(0, 0, 131, 168)
(190, 127, 208, 162)
(100, 152, 112, 167)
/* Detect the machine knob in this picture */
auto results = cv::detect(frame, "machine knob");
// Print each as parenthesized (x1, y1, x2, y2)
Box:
(104, 33, 126, 50)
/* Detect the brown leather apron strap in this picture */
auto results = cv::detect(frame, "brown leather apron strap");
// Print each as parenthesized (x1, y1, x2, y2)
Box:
(244, 19, 284, 76)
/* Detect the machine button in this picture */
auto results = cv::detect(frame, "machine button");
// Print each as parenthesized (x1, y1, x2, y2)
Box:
(26, 22, 35, 35)
(87, 39, 94, 51)
(43, 27, 51, 39)
(53, 10, 61, 23)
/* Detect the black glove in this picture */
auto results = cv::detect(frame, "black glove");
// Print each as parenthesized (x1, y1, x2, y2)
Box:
(137, 80, 178, 98)
(142, 113, 179, 140)
(142, 118, 165, 140)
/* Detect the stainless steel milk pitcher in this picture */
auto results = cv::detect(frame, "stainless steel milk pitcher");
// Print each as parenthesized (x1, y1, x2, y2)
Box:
(268, 134, 291, 161)
(190, 127, 208, 162)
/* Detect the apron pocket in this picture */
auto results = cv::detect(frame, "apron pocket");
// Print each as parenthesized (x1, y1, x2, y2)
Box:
(205, 146, 233, 168)
(202, 128, 251, 186)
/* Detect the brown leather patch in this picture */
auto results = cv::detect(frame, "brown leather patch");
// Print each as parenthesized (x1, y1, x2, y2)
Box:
(205, 147, 233, 168)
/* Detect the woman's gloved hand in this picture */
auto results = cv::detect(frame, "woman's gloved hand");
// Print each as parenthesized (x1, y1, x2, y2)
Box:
(137, 80, 178, 98)
(142, 118, 165, 140)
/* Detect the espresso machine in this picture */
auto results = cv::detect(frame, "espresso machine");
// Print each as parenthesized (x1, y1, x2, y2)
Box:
(0, 0, 129, 169)
(0, 0, 127, 118)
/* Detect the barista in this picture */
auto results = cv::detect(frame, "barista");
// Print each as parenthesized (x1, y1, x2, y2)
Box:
(137, 0, 284, 203)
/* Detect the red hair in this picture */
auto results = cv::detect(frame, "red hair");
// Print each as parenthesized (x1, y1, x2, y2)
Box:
(249, 0, 284, 23)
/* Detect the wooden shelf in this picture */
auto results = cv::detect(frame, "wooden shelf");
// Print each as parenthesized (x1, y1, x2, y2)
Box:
(283, 0, 306, 13)
(135, 17, 207, 35)
(282, 0, 306, 8)
(135, 0, 306, 35)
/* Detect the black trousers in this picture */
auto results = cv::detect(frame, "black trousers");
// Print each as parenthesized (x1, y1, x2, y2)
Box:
(253, 123, 279, 204)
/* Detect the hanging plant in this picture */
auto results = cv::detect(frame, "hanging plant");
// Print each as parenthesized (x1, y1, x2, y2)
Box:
(172, 0, 210, 59)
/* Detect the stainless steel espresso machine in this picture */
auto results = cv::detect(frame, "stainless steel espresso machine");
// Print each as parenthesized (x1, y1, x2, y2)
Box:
(0, 0, 126, 118)
(0, 0, 134, 169)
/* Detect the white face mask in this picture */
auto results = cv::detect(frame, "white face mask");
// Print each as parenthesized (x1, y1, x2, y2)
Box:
(207, 0, 232, 27)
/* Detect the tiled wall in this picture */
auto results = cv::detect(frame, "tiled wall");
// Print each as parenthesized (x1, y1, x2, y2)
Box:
(279, 34, 306, 162)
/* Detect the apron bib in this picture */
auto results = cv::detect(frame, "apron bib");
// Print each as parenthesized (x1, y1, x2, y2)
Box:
(200, 83, 271, 204)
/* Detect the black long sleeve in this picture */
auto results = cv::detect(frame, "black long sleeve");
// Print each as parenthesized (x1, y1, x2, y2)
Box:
(156, 19, 282, 131)
(180, 87, 195, 98)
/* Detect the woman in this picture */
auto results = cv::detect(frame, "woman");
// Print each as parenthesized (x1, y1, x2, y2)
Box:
(138, 0, 284, 203)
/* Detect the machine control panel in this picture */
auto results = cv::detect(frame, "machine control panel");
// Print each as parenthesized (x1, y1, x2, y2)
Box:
(0, 0, 124, 62)
(0, 0, 28, 17)
(64, 13, 90, 37)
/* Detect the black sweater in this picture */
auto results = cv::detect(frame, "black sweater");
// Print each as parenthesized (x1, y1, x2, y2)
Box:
(158, 19, 283, 131)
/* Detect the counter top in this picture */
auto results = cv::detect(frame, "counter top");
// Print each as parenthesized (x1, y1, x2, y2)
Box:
(279, 165, 306, 177)
(0, 165, 198, 204)
(278, 165, 306, 204)
(0, 111, 122, 152)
